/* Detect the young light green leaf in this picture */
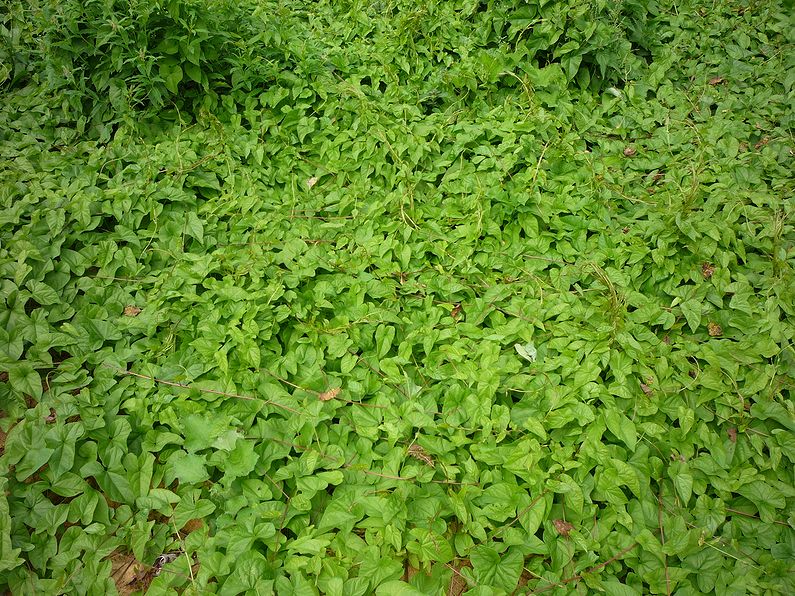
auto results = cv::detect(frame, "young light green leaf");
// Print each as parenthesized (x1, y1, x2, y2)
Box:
(514, 342, 537, 363)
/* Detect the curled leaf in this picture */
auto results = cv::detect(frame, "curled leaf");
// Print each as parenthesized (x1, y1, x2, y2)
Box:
(319, 387, 341, 401)
(514, 342, 537, 363)
(451, 303, 462, 320)
(407, 443, 435, 467)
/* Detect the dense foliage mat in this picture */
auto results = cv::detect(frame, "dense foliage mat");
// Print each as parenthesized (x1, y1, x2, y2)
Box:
(1, 0, 794, 594)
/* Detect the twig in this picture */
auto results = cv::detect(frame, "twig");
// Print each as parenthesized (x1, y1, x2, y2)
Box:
(260, 368, 386, 409)
(531, 141, 550, 187)
(109, 367, 303, 415)
(491, 491, 548, 540)
(267, 438, 477, 486)
(726, 507, 789, 526)
(525, 543, 639, 594)
(345, 465, 477, 486)
(658, 487, 671, 596)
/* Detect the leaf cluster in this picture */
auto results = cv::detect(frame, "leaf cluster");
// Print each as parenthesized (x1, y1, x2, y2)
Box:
(1, 0, 794, 594)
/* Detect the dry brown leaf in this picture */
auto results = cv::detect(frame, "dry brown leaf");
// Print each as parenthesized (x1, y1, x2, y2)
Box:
(727, 427, 737, 443)
(407, 443, 435, 467)
(447, 564, 470, 596)
(306, 176, 318, 189)
(754, 137, 769, 150)
(709, 76, 725, 85)
(553, 519, 574, 537)
(109, 550, 149, 596)
(123, 305, 142, 317)
(623, 146, 636, 157)
(181, 518, 204, 534)
(451, 303, 462, 320)
(708, 322, 722, 337)
(640, 383, 653, 396)
(404, 563, 420, 582)
(318, 387, 341, 401)
(702, 262, 715, 279)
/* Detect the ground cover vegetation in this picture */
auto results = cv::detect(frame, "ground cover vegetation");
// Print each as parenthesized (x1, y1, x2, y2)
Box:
(1, 0, 794, 593)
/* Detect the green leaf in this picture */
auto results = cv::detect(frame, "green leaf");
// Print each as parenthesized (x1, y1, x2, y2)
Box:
(375, 324, 396, 359)
(518, 495, 546, 535)
(184, 61, 203, 84)
(185, 211, 204, 244)
(15, 447, 53, 480)
(751, 402, 795, 432)
(170, 452, 209, 484)
(239, 340, 261, 369)
(161, 64, 183, 94)
(7, 362, 42, 400)
(601, 580, 642, 596)
(222, 552, 271, 594)
(673, 472, 693, 505)
(375, 581, 426, 596)
(604, 408, 637, 451)
(680, 299, 702, 333)
(222, 439, 258, 480)
(173, 490, 216, 529)
(0, 478, 23, 572)
(26, 280, 59, 305)
(471, 546, 523, 592)
(406, 528, 453, 565)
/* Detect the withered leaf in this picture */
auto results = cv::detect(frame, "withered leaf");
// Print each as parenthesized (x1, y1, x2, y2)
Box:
(640, 383, 653, 396)
(110, 550, 150, 596)
(318, 387, 341, 401)
(708, 322, 722, 337)
(407, 443, 435, 467)
(702, 262, 715, 279)
(123, 305, 142, 317)
(306, 176, 318, 189)
(727, 427, 737, 443)
(623, 146, 636, 157)
(451, 303, 462, 320)
(709, 76, 725, 85)
(553, 519, 574, 537)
